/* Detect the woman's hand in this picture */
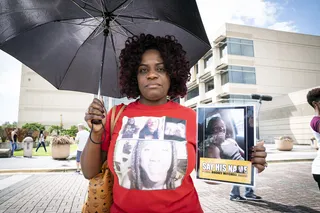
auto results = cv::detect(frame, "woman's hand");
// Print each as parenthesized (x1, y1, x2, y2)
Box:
(84, 98, 107, 135)
(251, 141, 267, 173)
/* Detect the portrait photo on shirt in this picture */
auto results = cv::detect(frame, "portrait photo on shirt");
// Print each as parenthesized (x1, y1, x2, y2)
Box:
(196, 104, 256, 186)
(113, 139, 188, 190)
(163, 117, 187, 141)
(119, 116, 165, 140)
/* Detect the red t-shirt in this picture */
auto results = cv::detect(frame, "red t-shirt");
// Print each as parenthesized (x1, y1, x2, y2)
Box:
(102, 100, 203, 213)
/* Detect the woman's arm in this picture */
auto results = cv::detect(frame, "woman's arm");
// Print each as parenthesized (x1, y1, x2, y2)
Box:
(81, 98, 107, 179)
(81, 133, 102, 179)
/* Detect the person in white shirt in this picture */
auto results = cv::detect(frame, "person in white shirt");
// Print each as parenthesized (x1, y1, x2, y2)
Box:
(75, 123, 90, 173)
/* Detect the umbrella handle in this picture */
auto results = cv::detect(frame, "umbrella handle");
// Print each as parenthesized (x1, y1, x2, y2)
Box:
(92, 119, 102, 124)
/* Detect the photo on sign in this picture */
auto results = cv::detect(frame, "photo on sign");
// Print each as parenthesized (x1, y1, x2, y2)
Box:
(196, 104, 256, 186)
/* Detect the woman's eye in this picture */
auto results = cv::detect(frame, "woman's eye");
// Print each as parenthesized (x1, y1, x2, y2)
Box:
(157, 67, 165, 72)
(139, 68, 147, 74)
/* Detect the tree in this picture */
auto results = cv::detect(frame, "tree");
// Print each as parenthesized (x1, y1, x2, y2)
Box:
(22, 123, 45, 131)
(2, 121, 17, 128)
(49, 125, 63, 135)
(61, 125, 78, 138)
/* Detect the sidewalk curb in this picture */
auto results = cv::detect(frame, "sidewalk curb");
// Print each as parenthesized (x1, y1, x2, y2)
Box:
(268, 158, 314, 163)
(0, 168, 77, 174)
(0, 159, 314, 174)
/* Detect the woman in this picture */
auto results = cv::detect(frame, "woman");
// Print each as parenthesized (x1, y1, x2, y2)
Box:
(10, 128, 18, 156)
(306, 88, 320, 190)
(81, 34, 267, 213)
(36, 130, 47, 152)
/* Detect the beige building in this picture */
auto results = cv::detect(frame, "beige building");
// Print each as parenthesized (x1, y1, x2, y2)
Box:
(18, 65, 94, 128)
(181, 23, 320, 144)
(18, 65, 134, 129)
(259, 87, 317, 145)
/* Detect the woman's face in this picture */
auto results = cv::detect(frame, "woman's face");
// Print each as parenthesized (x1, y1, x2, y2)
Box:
(140, 141, 172, 183)
(147, 118, 159, 133)
(212, 119, 226, 145)
(137, 49, 170, 103)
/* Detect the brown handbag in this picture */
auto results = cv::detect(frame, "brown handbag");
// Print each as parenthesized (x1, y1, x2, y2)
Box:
(82, 104, 126, 213)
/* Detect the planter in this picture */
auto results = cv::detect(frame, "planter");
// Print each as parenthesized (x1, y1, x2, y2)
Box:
(51, 144, 70, 160)
(275, 137, 293, 151)
(0, 142, 10, 149)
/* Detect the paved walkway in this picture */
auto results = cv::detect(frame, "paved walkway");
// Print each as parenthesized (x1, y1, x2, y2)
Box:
(0, 144, 317, 173)
(0, 162, 319, 213)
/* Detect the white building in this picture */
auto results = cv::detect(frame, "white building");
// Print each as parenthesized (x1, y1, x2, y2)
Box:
(18, 65, 95, 128)
(181, 23, 320, 144)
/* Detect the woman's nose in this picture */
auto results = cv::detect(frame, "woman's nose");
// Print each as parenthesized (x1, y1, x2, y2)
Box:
(146, 70, 158, 79)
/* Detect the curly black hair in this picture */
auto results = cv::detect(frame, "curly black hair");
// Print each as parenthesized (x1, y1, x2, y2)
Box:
(119, 34, 190, 99)
(307, 88, 320, 108)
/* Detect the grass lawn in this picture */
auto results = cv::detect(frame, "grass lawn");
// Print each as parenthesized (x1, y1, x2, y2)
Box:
(14, 144, 77, 157)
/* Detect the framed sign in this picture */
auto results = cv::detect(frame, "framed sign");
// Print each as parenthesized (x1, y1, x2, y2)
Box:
(196, 104, 256, 186)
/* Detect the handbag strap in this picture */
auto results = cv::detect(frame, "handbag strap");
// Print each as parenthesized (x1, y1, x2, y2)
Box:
(101, 104, 126, 166)
(110, 104, 126, 135)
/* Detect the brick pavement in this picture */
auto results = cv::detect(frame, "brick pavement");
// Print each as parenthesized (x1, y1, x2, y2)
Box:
(0, 162, 319, 213)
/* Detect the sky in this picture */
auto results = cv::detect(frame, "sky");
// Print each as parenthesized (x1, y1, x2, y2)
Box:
(0, 0, 319, 124)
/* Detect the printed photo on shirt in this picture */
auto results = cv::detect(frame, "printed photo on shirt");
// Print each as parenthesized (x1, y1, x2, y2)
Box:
(164, 117, 186, 141)
(114, 139, 188, 190)
(196, 105, 256, 186)
(119, 116, 165, 140)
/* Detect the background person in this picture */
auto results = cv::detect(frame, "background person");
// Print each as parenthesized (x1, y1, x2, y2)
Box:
(306, 88, 320, 190)
(75, 123, 89, 174)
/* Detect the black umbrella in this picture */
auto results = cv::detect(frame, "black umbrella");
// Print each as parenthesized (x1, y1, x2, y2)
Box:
(0, 0, 211, 98)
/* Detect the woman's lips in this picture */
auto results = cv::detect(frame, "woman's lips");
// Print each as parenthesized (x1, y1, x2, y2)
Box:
(146, 84, 161, 88)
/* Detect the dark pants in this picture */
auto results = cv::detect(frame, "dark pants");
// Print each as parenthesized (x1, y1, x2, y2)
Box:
(313, 174, 320, 190)
(36, 142, 47, 152)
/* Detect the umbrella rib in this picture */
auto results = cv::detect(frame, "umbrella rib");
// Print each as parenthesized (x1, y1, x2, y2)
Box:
(109, 29, 121, 96)
(110, 0, 133, 25)
(79, 0, 102, 12)
(109, 27, 129, 37)
(70, 0, 101, 22)
(113, 20, 134, 36)
(115, 15, 159, 21)
(59, 26, 101, 89)
(110, 0, 128, 13)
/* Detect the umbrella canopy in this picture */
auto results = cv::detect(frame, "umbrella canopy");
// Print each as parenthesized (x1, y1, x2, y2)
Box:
(0, 0, 211, 98)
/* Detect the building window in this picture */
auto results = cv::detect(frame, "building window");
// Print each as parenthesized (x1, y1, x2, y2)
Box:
(195, 64, 199, 74)
(171, 97, 180, 103)
(205, 79, 214, 92)
(219, 94, 253, 104)
(186, 87, 199, 100)
(221, 66, 256, 85)
(219, 38, 254, 58)
(204, 53, 213, 69)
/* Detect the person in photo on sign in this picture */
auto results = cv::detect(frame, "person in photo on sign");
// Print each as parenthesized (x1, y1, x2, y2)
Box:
(81, 34, 267, 213)
(205, 115, 262, 201)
